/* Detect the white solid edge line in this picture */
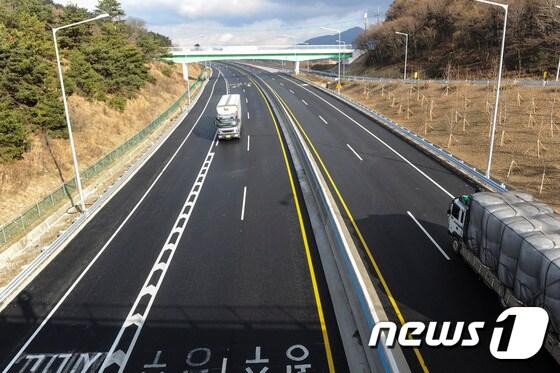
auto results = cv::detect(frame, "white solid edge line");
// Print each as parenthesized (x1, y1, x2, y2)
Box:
(346, 144, 364, 161)
(247, 135, 251, 152)
(0, 68, 213, 312)
(241, 186, 247, 221)
(407, 211, 451, 261)
(280, 75, 455, 199)
(1, 70, 224, 373)
(318, 115, 328, 125)
(221, 358, 228, 373)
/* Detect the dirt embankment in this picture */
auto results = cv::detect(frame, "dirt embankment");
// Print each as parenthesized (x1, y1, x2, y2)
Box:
(303, 73, 560, 211)
(0, 62, 201, 224)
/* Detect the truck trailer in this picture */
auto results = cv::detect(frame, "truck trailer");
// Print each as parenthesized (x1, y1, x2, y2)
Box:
(448, 191, 560, 363)
(215, 94, 242, 140)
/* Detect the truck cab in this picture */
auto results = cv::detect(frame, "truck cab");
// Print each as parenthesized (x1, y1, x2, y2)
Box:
(448, 195, 470, 251)
(216, 94, 242, 140)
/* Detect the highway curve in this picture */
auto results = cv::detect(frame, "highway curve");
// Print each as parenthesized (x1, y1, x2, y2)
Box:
(236, 63, 558, 373)
(0, 66, 349, 372)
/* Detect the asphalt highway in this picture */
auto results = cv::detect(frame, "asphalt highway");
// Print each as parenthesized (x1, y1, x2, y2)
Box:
(235, 64, 559, 373)
(2, 60, 559, 373)
(0, 66, 348, 372)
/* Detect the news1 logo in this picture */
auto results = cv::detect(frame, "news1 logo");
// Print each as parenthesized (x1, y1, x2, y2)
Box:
(369, 307, 549, 359)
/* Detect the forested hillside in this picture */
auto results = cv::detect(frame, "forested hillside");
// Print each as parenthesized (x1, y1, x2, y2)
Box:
(355, 0, 560, 79)
(0, 0, 172, 161)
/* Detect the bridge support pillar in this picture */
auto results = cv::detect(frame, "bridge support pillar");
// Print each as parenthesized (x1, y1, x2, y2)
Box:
(182, 62, 189, 81)
(294, 60, 300, 75)
(182, 63, 191, 106)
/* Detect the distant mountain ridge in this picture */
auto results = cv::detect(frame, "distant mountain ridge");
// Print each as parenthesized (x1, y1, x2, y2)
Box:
(303, 27, 363, 47)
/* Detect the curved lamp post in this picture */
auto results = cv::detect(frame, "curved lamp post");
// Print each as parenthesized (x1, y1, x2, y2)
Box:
(52, 13, 110, 212)
(475, 0, 508, 178)
(321, 26, 342, 94)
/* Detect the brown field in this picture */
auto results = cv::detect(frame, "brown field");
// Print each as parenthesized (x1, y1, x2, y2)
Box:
(0, 62, 201, 225)
(302, 73, 560, 211)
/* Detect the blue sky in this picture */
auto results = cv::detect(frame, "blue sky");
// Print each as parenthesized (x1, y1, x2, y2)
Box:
(54, 0, 391, 45)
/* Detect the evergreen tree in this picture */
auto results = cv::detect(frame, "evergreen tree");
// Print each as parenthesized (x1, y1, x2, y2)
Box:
(0, 0, 171, 161)
(57, 4, 93, 49)
(0, 99, 29, 161)
(95, 0, 125, 18)
(66, 50, 103, 98)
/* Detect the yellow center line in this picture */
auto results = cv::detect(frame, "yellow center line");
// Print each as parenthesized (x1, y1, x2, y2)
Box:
(261, 77, 429, 373)
(246, 74, 336, 373)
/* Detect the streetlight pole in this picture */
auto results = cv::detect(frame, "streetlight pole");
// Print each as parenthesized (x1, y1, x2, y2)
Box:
(198, 34, 207, 68)
(321, 26, 341, 94)
(337, 39, 347, 80)
(395, 31, 409, 81)
(476, 0, 508, 178)
(52, 13, 110, 212)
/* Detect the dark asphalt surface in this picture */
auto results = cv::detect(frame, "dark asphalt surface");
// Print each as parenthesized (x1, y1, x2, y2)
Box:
(0, 66, 348, 372)
(239, 65, 559, 373)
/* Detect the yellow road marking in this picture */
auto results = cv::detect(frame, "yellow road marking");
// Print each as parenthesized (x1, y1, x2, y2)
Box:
(262, 78, 429, 373)
(249, 75, 337, 373)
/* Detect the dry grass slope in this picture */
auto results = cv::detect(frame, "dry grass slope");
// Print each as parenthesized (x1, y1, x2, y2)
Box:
(0, 62, 200, 224)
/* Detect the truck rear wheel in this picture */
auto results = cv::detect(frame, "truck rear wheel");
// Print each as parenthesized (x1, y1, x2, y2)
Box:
(451, 236, 461, 253)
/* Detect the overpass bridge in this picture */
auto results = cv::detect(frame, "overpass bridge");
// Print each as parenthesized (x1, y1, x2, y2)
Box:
(163, 45, 355, 76)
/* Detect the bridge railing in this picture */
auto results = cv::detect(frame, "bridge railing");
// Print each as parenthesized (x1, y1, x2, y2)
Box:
(166, 45, 353, 54)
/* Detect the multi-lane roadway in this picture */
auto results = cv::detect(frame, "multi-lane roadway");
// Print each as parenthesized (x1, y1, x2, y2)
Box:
(0, 66, 347, 372)
(232, 63, 558, 372)
(0, 63, 557, 373)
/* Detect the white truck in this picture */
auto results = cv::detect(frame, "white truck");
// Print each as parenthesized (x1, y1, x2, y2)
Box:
(215, 94, 242, 140)
(448, 192, 560, 364)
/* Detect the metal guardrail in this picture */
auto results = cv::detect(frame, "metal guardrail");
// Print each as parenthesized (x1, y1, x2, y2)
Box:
(0, 71, 206, 248)
(303, 68, 560, 87)
(295, 75, 508, 193)
(254, 76, 403, 372)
